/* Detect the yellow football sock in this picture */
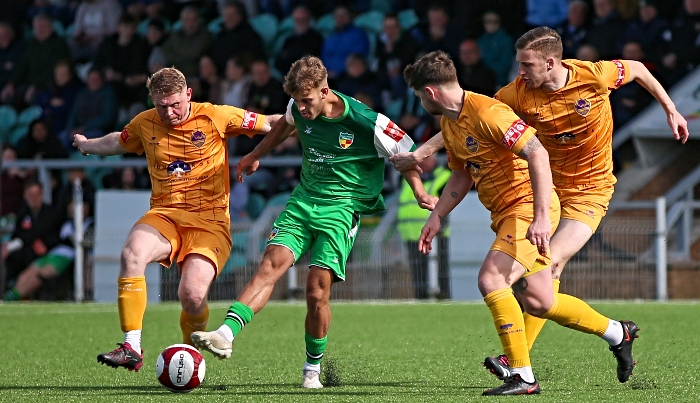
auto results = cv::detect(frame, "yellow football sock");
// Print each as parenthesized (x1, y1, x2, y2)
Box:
(484, 288, 530, 368)
(181, 305, 209, 345)
(117, 276, 147, 332)
(523, 279, 560, 350)
(540, 293, 609, 336)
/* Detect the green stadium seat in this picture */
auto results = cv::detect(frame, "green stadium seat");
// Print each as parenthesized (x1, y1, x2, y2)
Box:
(384, 98, 403, 122)
(250, 13, 279, 50)
(314, 13, 335, 37)
(278, 15, 295, 36)
(137, 18, 171, 37)
(398, 9, 419, 30)
(371, 0, 393, 14)
(354, 10, 384, 35)
(246, 193, 266, 220)
(208, 16, 223, 35)
(8, 124, 28, 146)
(0, 105, 17, 142)
(17, 105, 43, 125)
(266, 191, 291, 207)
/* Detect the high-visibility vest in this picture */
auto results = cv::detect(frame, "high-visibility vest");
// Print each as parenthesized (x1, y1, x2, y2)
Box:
(397, 166, 451, 241)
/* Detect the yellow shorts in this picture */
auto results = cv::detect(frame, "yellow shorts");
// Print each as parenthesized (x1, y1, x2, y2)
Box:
(490, 194, 560, 277)
(556, 183, 614, 232)
(136, 208, 232, 277)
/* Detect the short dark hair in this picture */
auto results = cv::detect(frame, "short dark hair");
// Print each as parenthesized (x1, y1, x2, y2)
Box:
(403, 50, 458, 90)
(515, 26, 563, 60)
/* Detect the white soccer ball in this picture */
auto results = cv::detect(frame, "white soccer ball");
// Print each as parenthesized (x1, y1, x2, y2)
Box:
(155, 344, 206, 393)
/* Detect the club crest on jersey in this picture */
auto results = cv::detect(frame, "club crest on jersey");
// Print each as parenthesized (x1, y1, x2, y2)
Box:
(167, 160, 191, 178)
(339, 132, 354, 149)
(191, 130, 206, 148)
(268, 227, 279, 241)
(465, 136, 479, 153)
(574, 98, 591, 117)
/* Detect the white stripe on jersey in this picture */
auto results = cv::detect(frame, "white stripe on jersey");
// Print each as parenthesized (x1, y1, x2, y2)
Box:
(285, 98, 295, 125)
(373, 113, 414, 158)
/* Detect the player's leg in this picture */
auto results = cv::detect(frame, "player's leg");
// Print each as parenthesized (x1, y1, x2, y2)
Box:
(302, 266, 334, 389)
(98, 214, 174, 372)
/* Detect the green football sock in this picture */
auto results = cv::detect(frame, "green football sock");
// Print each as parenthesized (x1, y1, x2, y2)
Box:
(223, 301, 254, 338)
(3, 288, 20, 302)
(305, 334, 327, 365)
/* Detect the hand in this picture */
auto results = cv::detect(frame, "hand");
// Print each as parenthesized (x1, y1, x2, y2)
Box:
(526, 216, 551, 256)
(236, 153, 260, 182)
(415, 193, 438, 210)
(1, 243, 9, 260)
(667, 109, 689, 144)
(418, 213, 442, 254)
(72, 133, 90, 155)
(389, 152, 423, 173)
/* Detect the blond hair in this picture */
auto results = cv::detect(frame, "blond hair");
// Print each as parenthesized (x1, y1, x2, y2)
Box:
(283, 56, 328, 95)
(403, 50, 458, 90)
(146, 67, 187, 96)
(515, 27, 563, 60)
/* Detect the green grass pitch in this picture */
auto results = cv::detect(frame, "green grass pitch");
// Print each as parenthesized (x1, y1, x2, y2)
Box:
(1, 301, 698, 402)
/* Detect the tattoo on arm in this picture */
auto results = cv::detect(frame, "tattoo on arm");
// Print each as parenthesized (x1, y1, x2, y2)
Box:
(517, 137, 543, 159)
(450, 191, 458, 198)
(512, 278, 528, 294)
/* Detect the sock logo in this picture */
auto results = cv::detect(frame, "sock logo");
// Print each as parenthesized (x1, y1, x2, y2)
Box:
(500, 324, 513, 330)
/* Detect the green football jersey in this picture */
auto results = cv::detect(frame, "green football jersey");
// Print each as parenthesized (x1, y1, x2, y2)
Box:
(285, 91, 415, 214)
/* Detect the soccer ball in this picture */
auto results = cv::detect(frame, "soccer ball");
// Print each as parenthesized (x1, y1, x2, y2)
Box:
(155, 344, 206, 393)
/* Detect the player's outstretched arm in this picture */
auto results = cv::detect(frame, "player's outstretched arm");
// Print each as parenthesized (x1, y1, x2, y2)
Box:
(262, 114, 284, 131)
(401, 169, 438, 210)
(389, 132, 445, 172)
(72, 132, 128, 156)
(627, 60, 689, 143)
(236, 118, 295, 182)
(518, 136, 552, 256)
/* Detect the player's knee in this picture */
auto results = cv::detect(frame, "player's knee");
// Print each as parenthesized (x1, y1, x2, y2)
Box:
(305, 286, 328, 307)
(179, 291, 206, 314)
(120, 245, 148, 275)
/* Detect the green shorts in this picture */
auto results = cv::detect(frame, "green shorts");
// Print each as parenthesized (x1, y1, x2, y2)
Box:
(267, 196, 361, 282)
(34, 254, 72, 274)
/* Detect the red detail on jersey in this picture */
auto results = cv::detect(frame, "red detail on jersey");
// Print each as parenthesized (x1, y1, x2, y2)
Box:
(501, 119, 528, 149)
(612, 60, 625, 88)
(120, 129, 130, 143)
(241, 111, 258, 130)
(383, 120, 406, 142)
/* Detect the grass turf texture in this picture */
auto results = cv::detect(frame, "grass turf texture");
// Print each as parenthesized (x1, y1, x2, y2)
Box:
(0, 301, 698, 402)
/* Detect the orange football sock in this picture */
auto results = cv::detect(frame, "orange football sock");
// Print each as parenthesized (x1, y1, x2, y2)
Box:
(118, 276, 147, 332)
(523, 279, 560, 350)
(181, 305, 210, 345)
(540, 293, 609, 336)
(484, 288, 530, 368)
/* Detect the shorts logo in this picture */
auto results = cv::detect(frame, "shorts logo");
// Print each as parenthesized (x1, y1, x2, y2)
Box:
(167, 160, 191, 177)
(242, 110, 258, 130)
(339, 132, 354, 149)
(612, 60, 625, 87)
(120, 129, 130, 143)
(501, 119, 527, 149)
(191, 130, 206, 148)
(466, 136, 478, 153)
(383, 120, 406, 142)
(574, 98, 591, 117)
(268, 227, 279, 241)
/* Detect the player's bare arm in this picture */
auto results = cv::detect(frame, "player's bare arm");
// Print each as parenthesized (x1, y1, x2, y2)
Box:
(418, 168, 473, 254)
(626, 60, 689, 143)
(263, 114, 284, 131)
(237, 118, 296, 181)
(401, 169, 438, 210)
(517, 136, 552, 255)
(72, 131, 128, 156)
(389, 132, 445, 172)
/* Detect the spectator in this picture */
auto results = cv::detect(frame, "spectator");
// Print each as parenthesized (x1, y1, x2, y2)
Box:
(415, 3, 462, 60)
(3, 197, 93, 302)
(335, 54, 382, 112)
(162, 5, 212, 77)
(0, 145, 27, 217)
(34, 60, 83, 133)
(16, 119, 68, 160)
(611, 40, 658, 128)
(2, 180, 63, 288)
(576, 43, 600, 61)
(585, 0, 627, 60)
(1, 14, 71, 110)
(28, 0, 74, 27)
(477, 11, 515, 87)
(320, 5, 370, 78)
(396, 86, 438, 144)
(456, 39, 497, 96)
(69, 0, 123, 62)
(556, 0, 589, 59)
(660, 0, 700, 86)
(60, 69, 118, 152)
(103, 165, 150, 189)
(375, 13, 419, 101)
(525, 0, 569, 29)
(621, 0, 669, 64)
(274, 6, 324, 76)
(0, 22, 24, 91)
(94, 14, 150, 121)
(221, 55, 252, 107)
(145, 18, 168, 77)
(211, 0, 265, 75)
(245, 59, 288, 115)
(53, 167, 97, 223)
(191, 55, 222, 103)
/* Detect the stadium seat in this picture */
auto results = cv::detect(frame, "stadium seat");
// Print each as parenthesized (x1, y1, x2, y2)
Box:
(384, 98, 403, 122)
(207, 16, 223, 35)
(0, 105, 17, 142)
(137, 17, 171, 36)
(220, 251, 248, 275)
(314, 13, 335, 37)
(8, 125, 28, 146)
(246, 193, 266, 220)
(17, 105, 43, 125)
(266, 191, 291, 207)
(52, 20, 65, 37)
(250, 13, 279, 50)
(398, 9, 419, 30)
(354, 10, 384, 35)
(278, 15, 296, 36)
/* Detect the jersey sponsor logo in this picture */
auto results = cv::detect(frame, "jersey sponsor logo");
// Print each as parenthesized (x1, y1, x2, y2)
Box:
(501, 119, 527, 149)
(612, 60, 625, 87)
(383, 120, 406, 142)
(465, 136, 479, 153)
(268, 227, 279, 241)
(339, 132, 354, 149)
(574, 98, 591, 117)
(120, 129, 129, 143)
(190, 130, 206, 148)
(167, 160, 192, 178)
(242, 110, 258, 130)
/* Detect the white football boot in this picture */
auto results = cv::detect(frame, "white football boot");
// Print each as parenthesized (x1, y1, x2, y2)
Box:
(191, 331, 232, 359)
(301, 370, 323, 389)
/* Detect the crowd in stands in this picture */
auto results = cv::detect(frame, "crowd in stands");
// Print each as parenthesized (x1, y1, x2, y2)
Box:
(0, 0, 697, 300)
